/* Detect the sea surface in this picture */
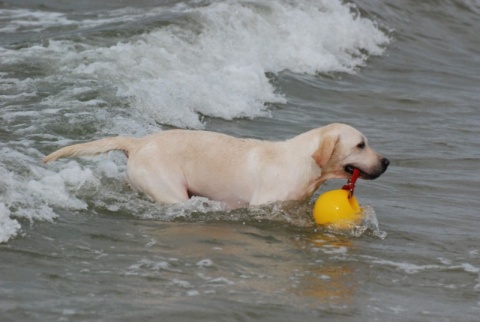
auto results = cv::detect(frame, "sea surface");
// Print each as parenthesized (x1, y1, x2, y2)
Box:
(1, 0, 479, 321)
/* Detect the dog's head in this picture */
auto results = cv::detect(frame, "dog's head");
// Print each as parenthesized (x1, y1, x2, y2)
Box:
(312, 123, 389, 180)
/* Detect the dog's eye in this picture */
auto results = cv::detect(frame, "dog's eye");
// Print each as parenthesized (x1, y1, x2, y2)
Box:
(357, 141, 366, 149)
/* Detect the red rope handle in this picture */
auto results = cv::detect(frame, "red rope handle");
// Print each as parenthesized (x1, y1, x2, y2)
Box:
(342, 168, 361, 197)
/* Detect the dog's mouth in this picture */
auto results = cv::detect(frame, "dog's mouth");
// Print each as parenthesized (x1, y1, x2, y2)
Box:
(344, 164, 356, 175)
(344, 164, 379, 180)
(344, 158, 389, 180)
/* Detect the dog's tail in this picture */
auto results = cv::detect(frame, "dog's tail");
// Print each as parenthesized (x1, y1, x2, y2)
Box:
(43, 137, 138, 163)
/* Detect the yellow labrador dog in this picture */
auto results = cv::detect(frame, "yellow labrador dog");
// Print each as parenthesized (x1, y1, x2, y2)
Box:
(43, 123, 389, 208)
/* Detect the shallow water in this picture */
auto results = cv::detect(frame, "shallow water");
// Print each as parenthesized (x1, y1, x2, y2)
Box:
(1, 0, 480, 321)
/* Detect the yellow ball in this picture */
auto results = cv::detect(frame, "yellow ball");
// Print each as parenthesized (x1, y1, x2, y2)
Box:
(313, 189, 362, 228)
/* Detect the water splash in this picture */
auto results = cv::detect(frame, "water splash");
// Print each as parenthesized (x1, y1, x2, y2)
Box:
(321, 205, 387, 239)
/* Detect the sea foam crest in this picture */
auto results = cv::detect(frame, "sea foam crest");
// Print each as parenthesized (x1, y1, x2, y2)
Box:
(103, 0, 389, 128)
(0, 153, 98, 242)
(1, 0, 389, 129)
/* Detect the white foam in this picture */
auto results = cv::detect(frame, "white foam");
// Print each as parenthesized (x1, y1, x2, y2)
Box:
(1, 0, 389, 129)
(205, 276, 235, 286)
(186, 290, 200, 296)
(0, 203, 21, 243)
(371, 259, 441, 274)
(113, 0, 388, 128)
(125, 258, 184, 277)
(0, 9, 76, 33)
(0, 7, 171, 34)
(460, 263, 480, 273)
(196, 259, 215, 268)
(0, 162, 54, 242)
(161, 197, 228, 220)
(313, 245, 349, 255)
(369, 257, 480, 276)
(0, 150, 103, 243)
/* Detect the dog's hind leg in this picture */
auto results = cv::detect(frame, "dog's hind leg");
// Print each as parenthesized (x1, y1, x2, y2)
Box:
(125, 161, 190, 205)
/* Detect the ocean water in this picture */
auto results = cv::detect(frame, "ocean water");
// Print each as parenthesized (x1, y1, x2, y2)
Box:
(1, 0, 479, 320)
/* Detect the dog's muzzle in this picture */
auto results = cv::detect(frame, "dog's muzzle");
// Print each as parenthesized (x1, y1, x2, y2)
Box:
(344, 157, 390, 180)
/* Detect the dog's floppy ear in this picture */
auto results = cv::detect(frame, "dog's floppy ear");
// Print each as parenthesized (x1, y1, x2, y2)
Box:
(312, 133, 339, 168)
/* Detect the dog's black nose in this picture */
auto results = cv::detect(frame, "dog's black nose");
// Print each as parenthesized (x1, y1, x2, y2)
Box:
(382, 158, 390, 170)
